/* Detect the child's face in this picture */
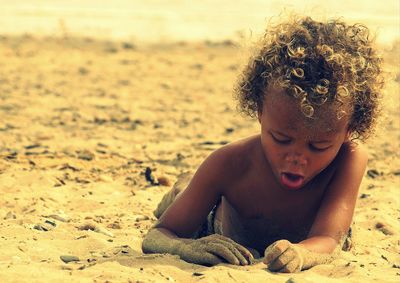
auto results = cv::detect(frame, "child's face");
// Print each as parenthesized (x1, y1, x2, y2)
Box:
(258, 88, 351, 190)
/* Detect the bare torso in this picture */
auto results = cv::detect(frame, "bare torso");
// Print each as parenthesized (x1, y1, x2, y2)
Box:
(214, 135, 338, 254)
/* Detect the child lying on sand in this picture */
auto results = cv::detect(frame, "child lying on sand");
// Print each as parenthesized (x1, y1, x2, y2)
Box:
(142, 15, 384, 273)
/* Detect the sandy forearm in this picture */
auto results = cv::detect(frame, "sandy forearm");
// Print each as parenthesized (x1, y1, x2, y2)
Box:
(296, 236, 340, 269)
(143, 228, 254, 266)
(142, 227, 189, 255)
(295, 245, 337, 270)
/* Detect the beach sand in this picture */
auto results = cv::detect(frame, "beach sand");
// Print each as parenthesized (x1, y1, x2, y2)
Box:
(0, 35, 399, 282)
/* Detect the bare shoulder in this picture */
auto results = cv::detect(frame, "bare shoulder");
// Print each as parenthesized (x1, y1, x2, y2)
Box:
(170, 135, 258, 198)
(328, 141, 369, 193)
(336, 141, 368, 168)
(151, 136, 259, 237)
(215, 135, 257, 162)
(207, 135, 258, 180)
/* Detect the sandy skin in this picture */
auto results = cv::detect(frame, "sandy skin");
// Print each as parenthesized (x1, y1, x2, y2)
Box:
(143, 168, 348, 272)
(142, 83, 369, 273)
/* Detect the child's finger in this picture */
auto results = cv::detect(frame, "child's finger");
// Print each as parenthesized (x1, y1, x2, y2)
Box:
(263, 240, 290, 265)
(229, 241, 254, 263)
(267, 246, 296, 271)
(278, 257, 302, 273)
(216, 237, 253, 263)
(211, 234, 254, 263)
(206, 243, 240, 265)
(213, 239, 249, 265)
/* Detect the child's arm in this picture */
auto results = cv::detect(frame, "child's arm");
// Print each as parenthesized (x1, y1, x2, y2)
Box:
(142, 227, 253, 265)
(263, 143, 368, 272)
(142, 147, 254, 265)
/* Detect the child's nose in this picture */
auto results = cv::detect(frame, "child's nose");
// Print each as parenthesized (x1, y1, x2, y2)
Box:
(285, 154, 307, 166)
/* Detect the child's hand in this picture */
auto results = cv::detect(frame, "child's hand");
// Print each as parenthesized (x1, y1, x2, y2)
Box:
(263, 239, 304, 273)
(177, 234, 254, 266)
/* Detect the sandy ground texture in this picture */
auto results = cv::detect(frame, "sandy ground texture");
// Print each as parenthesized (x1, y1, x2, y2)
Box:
(0, 35, 399, 283)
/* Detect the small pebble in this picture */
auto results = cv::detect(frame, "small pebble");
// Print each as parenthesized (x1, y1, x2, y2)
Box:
(157, 176, 171, 186)
(17, 245, 26, 252)
(192, 272, 204, 276)
(60, 255, 80, 263)
(134, 215, 149, 222)
(33, 223, 55, 232)
(77, 150, 95, 161)
(286, 278, 297, 283)
(78, 223, 97, 231)
(25, 144, 41, 150)
(225, 127, 234, 133)
(392, 170, 400, 176)
(4, 211, 16, 220)
(375, 222, 395, 235)
(101, 252, 111, 258)
(107, 222, 121, 229)
(77, 265, 88, 270)
(47, 214, 69, 222)
(78, 222, 114, 237)
(367, 169, 380, 178)
(45, 219, 57, 227)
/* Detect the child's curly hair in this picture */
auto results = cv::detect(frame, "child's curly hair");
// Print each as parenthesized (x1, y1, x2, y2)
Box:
(235, 16, 384, 140)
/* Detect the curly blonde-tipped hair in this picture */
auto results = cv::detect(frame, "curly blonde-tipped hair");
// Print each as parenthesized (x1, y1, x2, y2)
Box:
(235, 16, 384, 140)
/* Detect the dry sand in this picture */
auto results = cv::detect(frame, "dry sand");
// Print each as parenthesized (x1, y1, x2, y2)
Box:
(0, 35, 399, 282)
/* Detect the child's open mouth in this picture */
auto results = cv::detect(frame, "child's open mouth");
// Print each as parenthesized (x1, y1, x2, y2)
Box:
(280, 172, 305, 190)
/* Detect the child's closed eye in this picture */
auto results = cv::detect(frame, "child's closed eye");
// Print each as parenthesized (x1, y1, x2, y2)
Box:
(308, 143, 332, 152)
(270, 133, 291, 144)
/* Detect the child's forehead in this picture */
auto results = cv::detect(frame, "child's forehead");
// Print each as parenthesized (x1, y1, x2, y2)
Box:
(263, 88, 350, 134)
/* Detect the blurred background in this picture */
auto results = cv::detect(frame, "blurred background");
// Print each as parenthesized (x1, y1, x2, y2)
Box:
(0, 0, 399, 45)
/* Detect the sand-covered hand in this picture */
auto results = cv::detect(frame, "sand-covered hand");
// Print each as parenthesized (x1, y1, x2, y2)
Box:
(177, 234, 254, 266)
(263, 239, 304, 273)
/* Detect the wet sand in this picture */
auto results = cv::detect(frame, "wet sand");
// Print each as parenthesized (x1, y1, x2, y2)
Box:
(0, 35, 399, 282)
